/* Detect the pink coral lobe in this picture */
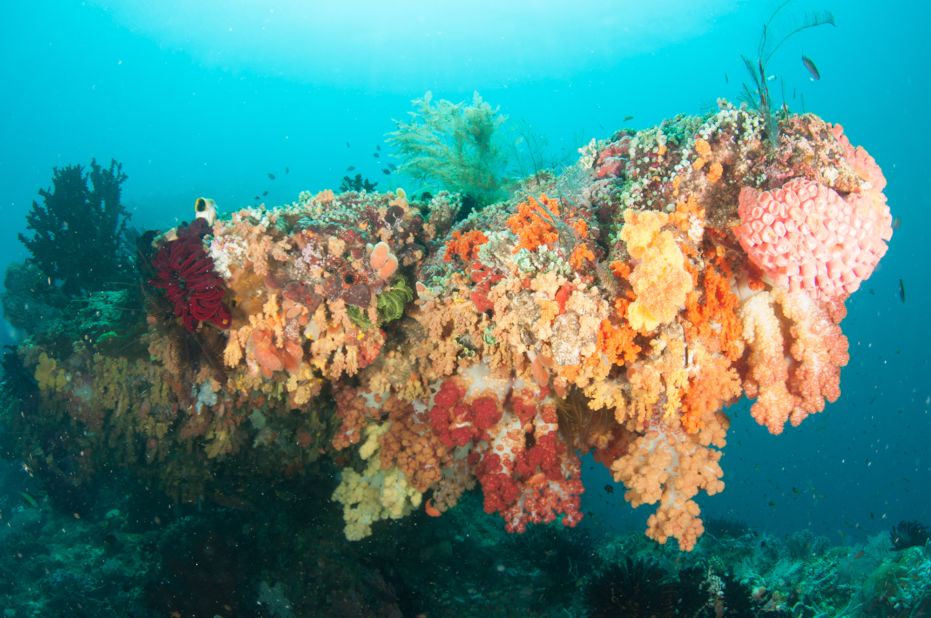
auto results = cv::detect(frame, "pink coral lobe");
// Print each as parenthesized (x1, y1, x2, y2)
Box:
(735, 178, 891, 300)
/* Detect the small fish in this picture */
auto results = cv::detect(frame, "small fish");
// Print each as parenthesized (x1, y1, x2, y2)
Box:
(253, 195, 260, 201)
(870, 511, 875, 520)
(346, 142, 351, 148)
(768, 499, 777, 508)
(603, 484, 614, 494)
(387, 163, 397, 171)
(892, 216, 901, 230)
(267, 172, 276, 180)
(346, 165, 356, 171)
(373, 152, 380, 158)
(623, 115, 634, 122)
(262, 190, 269, 196)
(18, 491, 38, 508)
(376, 145, 381, 151)
(801, 55, 821, 81)
(381, 168, 391, 175)
(853, 550, 865, 560)
(284, 166, 289, 174)
(898, 278, 906, 303)
(791, 486, 801, 495)
(724, 72, 729, 84)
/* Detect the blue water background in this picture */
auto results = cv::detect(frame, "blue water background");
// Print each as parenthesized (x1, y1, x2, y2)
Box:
(1, 0, 927, 543)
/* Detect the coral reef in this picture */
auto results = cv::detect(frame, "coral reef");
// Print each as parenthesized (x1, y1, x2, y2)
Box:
(1, 474, 926, 617)
(0, 102, 893, 554)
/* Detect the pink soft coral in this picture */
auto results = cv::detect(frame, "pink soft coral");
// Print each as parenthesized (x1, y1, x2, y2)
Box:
(735, 178, 892, 300)
(739, 290, 849, 435)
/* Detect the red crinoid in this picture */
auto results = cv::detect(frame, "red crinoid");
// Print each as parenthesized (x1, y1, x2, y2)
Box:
(150, 218, 231, 331)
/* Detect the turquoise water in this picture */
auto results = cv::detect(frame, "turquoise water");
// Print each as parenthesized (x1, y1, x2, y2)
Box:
(1, 1, 929, 615)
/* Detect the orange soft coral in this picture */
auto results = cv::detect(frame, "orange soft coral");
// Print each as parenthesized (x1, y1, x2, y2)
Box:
(739, 291, 796, 435)
(739, 289, 849, 435)
(620, 209, 693, 332)
(681, 349, 740, 435)
(611, 428, 724, 551)
(507, 194, 561, 252)
(379, 408, 449, 493)
(444, 229, 489, 263)
(597, 299, 640, 366)
(569, 243, 595, 270)
(370, 241, 399, 280)
(685, 254, 743, 360)
(780, 291, 849, 420)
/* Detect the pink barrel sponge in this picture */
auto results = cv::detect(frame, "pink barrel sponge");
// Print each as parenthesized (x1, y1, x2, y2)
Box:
(735, 178, 892, 300)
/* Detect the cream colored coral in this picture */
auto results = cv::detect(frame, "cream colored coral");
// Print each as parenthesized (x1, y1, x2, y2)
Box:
(611, 428, 724, 551)
(331, 423, 424, 541)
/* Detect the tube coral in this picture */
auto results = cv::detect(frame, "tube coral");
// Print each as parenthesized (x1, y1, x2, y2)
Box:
(735, 178, 892, 300)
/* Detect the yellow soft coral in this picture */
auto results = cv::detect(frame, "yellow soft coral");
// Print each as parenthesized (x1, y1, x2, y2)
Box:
(331, 423, 424, 540)
(34, 353, 68, 393)
(620, 209, 692, 332)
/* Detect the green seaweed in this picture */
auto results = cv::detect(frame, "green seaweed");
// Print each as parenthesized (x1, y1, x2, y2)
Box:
(740, 1, 835, 147)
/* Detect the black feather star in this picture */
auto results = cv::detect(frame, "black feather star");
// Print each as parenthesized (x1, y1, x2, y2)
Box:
(890, 520, 930, 550)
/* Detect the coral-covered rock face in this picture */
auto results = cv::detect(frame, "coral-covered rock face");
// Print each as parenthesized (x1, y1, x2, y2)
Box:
(735, 177, 892, 300)
(11, 103, 893, 554)
(150, 218, 231, 331)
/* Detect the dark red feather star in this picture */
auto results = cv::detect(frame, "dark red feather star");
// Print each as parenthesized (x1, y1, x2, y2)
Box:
(149, 218, 231, 332)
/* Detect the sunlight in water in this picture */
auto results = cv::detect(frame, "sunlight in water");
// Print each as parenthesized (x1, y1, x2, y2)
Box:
(91, 0, 738, 88)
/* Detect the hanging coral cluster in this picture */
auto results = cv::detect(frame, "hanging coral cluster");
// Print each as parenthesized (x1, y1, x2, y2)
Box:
(12, 103, 892, 552)
(327, 104, 890, 549)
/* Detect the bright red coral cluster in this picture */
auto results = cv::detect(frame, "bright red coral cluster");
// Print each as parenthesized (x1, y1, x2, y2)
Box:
(428, 378, 501, 448)
(150, 218, 231, 332)
(473, 401, 584, 534)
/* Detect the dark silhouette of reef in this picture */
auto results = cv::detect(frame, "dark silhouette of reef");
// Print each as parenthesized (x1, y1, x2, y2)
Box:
(17, 158, 133, 297)
(339, 172, 378, 192)
(890, 520, 929, 551)
(4, 160, 150, 355)
(586, 557, 679, 617)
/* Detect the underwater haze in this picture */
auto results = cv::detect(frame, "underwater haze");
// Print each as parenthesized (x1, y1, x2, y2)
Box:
(1, 0, 929, 615)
